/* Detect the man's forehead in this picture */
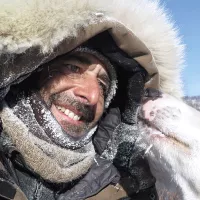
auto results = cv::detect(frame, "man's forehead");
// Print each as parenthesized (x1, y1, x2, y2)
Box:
(64, 52, 110, 74)
(65, 52, 109, 66)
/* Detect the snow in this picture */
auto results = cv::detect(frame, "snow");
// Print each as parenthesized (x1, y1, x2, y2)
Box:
(184, 96, 200, 111)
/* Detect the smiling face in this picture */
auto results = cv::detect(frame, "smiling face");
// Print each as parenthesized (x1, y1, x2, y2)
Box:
(38, 52, 110, 138)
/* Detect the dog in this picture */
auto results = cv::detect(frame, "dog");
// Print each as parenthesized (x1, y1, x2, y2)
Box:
(138, 93, 200, 200)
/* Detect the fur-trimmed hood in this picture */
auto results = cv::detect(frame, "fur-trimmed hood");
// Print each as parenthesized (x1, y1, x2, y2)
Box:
(0, 0, 184, 99)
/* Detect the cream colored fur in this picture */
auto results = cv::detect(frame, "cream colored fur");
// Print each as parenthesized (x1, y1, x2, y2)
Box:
(0, 0, 184, 98)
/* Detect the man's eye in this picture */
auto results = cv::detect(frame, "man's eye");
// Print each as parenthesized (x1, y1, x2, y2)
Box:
(65, 64, 80, 73)
(98, 80, 109, 97)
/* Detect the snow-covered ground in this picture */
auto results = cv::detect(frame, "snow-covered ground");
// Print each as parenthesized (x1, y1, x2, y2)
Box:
(184, 96, 200, 112)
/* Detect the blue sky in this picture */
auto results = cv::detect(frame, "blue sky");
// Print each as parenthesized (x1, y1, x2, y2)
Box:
(161, 0, 200, 96)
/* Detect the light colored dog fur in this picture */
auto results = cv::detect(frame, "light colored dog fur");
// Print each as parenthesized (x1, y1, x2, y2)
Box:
(138, 94, 200, 200)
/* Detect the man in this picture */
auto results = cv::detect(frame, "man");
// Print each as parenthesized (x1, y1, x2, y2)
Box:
(0, 0, 184, 199)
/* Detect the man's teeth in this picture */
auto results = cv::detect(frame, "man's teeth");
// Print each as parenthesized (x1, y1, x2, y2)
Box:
(56, 106, 81, 121)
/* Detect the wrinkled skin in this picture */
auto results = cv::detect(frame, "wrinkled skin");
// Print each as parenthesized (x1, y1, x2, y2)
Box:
(39, 52, 110, 138)
(138, 93, 200, 200)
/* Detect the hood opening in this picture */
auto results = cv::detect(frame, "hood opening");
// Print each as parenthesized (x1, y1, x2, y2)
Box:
(0, 17, 159, 102)
(8, 31, 149, 112)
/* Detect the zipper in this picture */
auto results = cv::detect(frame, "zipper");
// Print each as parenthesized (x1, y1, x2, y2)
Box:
(33, 180, 42, 200)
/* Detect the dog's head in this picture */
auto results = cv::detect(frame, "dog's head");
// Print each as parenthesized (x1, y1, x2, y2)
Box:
(137, 93, 200, 199)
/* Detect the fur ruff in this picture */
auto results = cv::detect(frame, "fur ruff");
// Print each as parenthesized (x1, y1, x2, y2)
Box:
(0, 0, 184, 98)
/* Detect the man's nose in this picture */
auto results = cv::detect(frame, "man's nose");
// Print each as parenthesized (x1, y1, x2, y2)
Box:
(73, 76, 101, 105)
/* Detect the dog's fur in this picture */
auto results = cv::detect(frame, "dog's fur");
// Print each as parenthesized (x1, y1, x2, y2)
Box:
(138, 94, 200, 200)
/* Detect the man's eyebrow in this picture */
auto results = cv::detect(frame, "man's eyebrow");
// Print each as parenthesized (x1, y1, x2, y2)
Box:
(65, 54, 92, 65)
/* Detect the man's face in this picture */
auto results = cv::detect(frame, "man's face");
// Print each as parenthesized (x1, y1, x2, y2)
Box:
(39, 52, 110, 138)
